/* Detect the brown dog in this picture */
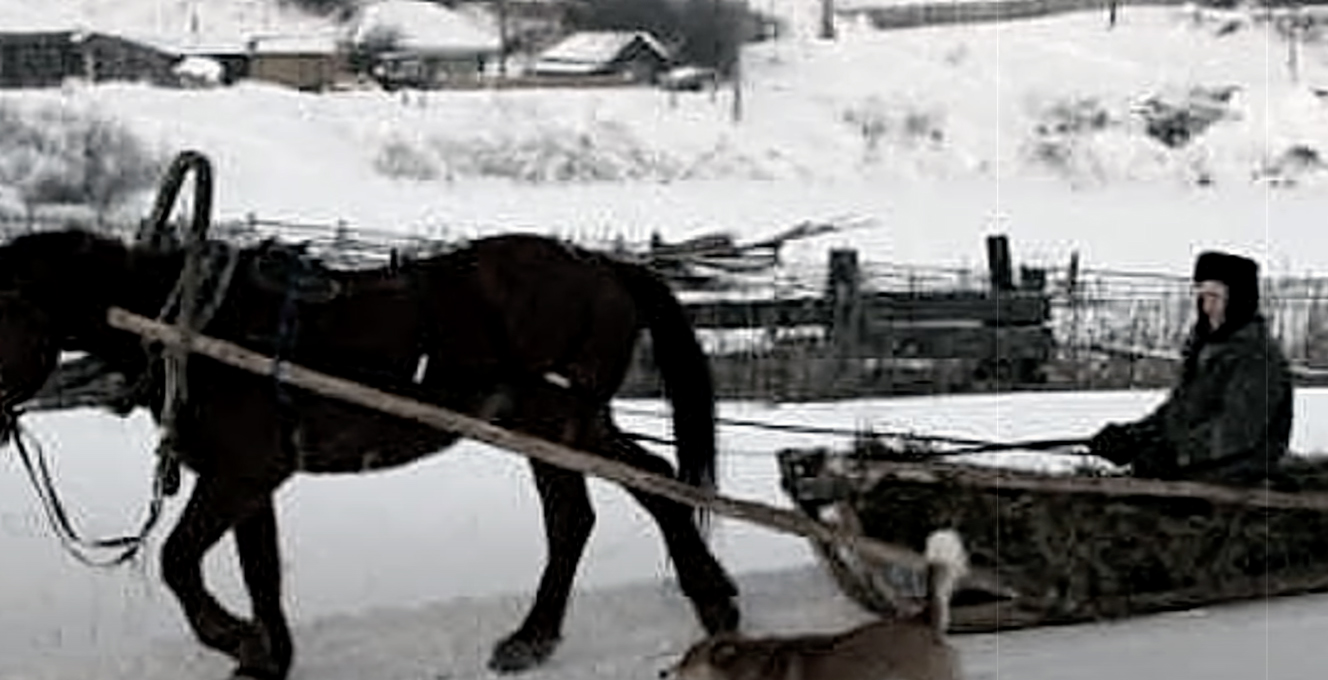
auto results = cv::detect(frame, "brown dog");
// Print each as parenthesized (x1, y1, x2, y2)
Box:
(663, 529, 969, 680)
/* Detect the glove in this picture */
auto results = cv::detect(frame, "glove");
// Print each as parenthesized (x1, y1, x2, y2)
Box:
(1089, 423, 1135, 466)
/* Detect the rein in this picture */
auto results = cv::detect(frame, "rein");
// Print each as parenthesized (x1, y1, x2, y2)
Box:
(3, 406, 167, 568)
(0, 150, 223, 567)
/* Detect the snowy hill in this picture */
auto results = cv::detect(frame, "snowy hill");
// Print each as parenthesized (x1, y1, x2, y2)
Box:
(3, 4, 1326, 275)
(0, 0, 338, 41)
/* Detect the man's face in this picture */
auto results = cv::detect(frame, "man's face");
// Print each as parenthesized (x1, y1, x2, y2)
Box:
(1195, 279, 1229, 329)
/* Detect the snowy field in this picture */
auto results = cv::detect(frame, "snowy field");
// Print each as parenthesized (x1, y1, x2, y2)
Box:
(3, 0, 1328, 677)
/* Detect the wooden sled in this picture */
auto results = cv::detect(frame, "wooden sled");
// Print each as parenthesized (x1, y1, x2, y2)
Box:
(777, 443, 1328, 633)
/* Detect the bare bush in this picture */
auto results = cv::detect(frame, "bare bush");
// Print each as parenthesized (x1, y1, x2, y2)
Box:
(374, 139, 441, 181)
(431, 123, 682, 182)
(0, 103, 164, 220)
(842, 98, 889, 162)
(1134, 85, 1238, 149)
(842, 98, 946, 164)
(1023, 96, 1116, 184)
(1034, 97, 1113, 136)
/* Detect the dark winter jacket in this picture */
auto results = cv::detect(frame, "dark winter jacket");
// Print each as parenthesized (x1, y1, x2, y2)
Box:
(1100, 314, 1293, 483)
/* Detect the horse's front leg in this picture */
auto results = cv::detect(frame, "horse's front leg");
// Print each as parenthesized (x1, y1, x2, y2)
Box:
(488, 459, 595, 673)
(161, 474, 282, 677)
(232, 498, 294, 680)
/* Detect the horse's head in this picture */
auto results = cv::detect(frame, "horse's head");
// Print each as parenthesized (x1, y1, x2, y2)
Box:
(0, 292, 59, 444)
(0, 228, 109, 299)
(0, 229, 161, 348)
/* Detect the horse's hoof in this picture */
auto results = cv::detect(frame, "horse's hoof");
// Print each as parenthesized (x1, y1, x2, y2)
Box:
(232, 628, 289, 680)
(231, 670, 281, 680)
(696, 597, 741, 635)
(487, 635, 560, 674)
(230, 662, 286, 680)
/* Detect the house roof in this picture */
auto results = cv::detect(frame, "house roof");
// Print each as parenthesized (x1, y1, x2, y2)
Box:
(248, 33, 340, 55)
(535, 30, 669, 66)
(131, 31, 338, 57)
(351, 0, 501, 56)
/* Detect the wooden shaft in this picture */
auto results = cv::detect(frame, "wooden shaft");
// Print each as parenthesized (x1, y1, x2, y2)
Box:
(105, 307, 941, 575)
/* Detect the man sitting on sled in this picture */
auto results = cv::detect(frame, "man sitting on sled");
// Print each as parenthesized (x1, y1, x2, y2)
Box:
(1089, 250, 1295, 488)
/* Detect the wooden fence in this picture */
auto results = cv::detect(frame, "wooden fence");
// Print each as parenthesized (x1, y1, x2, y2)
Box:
(1048, 265, 1328, 390)
(13, 210, 1328, 400)
(621, 235, 1056, 401)
(836, 0, 1189, 31)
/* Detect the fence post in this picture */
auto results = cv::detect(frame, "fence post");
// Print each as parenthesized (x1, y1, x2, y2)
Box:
(827, 249, 863, 389)
(986, 234, 1014, 295)
(983, 235, 1014, 384)
(1067, 251, 1081, 387)
(1311, 277, 1325, 367)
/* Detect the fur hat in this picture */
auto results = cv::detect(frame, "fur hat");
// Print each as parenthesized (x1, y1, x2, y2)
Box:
(1192, 250, 1261, 330)
(1193, 251, 1258, 288)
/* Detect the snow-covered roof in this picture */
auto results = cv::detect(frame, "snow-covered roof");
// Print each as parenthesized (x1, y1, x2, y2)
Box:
(121, 32, 246, 56)
(535, 30, 669, 66)
(0, 3, 86, 33)
(129, 30, 338, 57)
(351, 0, 501, 56)
(249, 32, 340, 55)
(0, 0, 341, 41)
(526, 59, 604, 76)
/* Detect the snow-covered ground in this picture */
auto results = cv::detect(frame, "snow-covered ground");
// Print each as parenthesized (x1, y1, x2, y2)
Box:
(4, 389, 1328, 678)
(4, 1, 1328, 677)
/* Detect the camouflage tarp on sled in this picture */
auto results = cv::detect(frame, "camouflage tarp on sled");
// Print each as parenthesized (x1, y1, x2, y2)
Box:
(778, 446, 1328, 633)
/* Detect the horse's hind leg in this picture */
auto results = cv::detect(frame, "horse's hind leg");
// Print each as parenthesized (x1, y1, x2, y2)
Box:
(488, 458, 595, 674)
(232, 498, 293, 680)
(610, 433, 740, 635)
(162, 474, 288, 679)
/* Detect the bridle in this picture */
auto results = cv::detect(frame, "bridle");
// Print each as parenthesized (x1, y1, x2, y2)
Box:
(0, 150, 218, 568)
(0, 391, 167, 568)
(0, 311, 166, 568)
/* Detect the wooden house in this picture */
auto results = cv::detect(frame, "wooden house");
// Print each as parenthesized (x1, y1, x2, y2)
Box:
(246, 34, 348, 92)
(352, 0, 502, 88)
(0, 30, 178, 89)
(527, 30, 671, 83)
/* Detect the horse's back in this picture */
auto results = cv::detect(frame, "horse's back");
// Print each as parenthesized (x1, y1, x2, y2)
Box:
(416, 234, 643, 395)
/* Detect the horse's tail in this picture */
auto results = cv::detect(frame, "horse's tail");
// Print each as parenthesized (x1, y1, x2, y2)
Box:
(611, 259, 717, 531)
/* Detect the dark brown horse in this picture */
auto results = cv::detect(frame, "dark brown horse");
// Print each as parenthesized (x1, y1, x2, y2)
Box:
(0, 228, 740, 678)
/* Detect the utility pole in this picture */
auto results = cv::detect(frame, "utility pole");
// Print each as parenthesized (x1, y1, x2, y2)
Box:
(188, 0, 200, 38)
(497, 0, 510, 79)
(1287, 3, 1302, 84)
(712, 0, 722, 105)
(731, 44, 743, 123)
(730, 0, 747, 123)
(820, 0, 836, 40)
